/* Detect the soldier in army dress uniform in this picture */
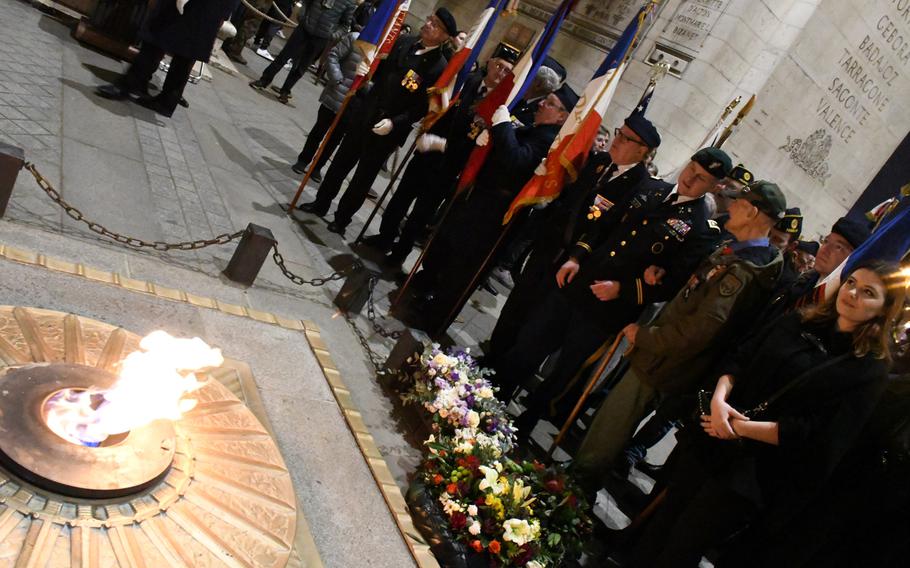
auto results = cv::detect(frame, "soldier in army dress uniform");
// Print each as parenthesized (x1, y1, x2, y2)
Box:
(488, 148, 734, 437)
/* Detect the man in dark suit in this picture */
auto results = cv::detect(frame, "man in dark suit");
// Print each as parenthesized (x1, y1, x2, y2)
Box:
(491, 148, 732, 437)
(360, 53, 516, 259)
(485, 115, 662, 360)
(299, 9, 456, 237)
(402, 84, 579, 335)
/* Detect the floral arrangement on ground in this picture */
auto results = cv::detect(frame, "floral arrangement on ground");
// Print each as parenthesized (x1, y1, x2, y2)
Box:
(400, 344, 593, 567)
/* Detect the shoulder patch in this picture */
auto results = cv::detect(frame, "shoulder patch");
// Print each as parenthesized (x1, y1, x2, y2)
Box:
(718, 272, 743, 297)
(707, 219, 720, 232)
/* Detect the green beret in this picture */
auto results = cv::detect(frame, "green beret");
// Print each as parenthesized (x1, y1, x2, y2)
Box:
(691, 147, 732, 179)
(743, 180, 787, 220)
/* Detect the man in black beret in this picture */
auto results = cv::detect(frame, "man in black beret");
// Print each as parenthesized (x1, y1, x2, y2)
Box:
(398, 84, 577, 334)
(487, 147, 731, 439)
(299, 9, 454, 236)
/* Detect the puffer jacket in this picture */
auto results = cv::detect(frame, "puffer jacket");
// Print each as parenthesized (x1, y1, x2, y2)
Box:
(319, 31, 361, 112)
(299, 0, 357, 39)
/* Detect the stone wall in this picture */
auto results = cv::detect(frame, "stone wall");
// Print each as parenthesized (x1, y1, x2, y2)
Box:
(418, 0, 910, 236)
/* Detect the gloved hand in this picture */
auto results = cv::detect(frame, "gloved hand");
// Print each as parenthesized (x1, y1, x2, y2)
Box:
(176, 0, 189, 14)
(416, 134, 447, 153)
(475, 129, 490, 146)
(491, 105, 511, 126)
(372, 119, 393, 136)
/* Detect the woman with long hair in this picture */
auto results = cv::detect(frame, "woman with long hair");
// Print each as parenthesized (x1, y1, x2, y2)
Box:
(628, 260, 907, 567)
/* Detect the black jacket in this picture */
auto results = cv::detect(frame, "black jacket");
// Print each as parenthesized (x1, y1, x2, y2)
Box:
(356, 35, 447, 146)
(141, 0, 240, 62)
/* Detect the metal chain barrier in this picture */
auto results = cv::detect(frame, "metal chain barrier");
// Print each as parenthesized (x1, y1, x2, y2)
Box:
(366, 276, 404, 340)
(270, 243, 351, 287)
(24, 163, 246, 251)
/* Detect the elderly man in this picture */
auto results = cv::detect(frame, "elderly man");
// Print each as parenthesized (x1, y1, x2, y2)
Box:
(489, 148, 732, 436)
(402, 84, 579, 334)
(485, 114, 663, 360)
(361, 53, 516, 259)
(571, 180, 787, 494)
(299, 9, 456, 237)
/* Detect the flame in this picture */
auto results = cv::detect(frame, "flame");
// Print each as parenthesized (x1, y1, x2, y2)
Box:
(44, 331, 223, 446)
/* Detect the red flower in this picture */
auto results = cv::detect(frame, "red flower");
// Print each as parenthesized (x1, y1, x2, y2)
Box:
(446, 483, 458, 495)
(470, 540, 483, 553)
(567, 494, 578, 509)
(532, 460, 546, 472)
(450, 512, 467, 531)
(722, 246, 734, 255)
(488, 540, 501, 554)
(513, 543, 535, 565)
(544, 478, 565, 494)
(475, 497, 486, 506)
(432, 474, 444, 485)
(464, 455, 481, 471)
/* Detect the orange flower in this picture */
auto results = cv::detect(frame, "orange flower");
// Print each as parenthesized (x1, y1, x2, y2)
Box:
(446, 483, 458, 495)
(470, 540, 483, 553)
(488, 540, 501, 554)
(432, 474, 444, 485)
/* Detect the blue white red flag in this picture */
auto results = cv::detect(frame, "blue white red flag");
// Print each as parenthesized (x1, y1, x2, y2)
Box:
(456, 0, 579, 193)
(352, 0, 411, 91)
(503, 1, 658, 223)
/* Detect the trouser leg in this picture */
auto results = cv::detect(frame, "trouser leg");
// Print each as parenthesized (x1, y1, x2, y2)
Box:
(312, 126, 363, 209)
(156, 55, 193, 114)
(331, 139, 395, 226)
(621, 394, 688, 468)
(260, 25, 306, 85)
(297, 104, 337, 167)
(378, 153, 436, 242)
(571, 368, 657, 492)
(280, 36, 329, 93)
(122, 42, 166, 93)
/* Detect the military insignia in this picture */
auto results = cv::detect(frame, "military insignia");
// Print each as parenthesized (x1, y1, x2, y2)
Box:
(707, 219, 720, 232)
(666, 218, 691, 240)
(719, 272, 743, 297)
(467, 120, 483, 140)
(709, 161, 721, 169)
(651, 242, 664, 254)
(593, 194, 614, 213)
(742, 171, 752, 182)
(790, 218, 799, 230)
(401, 69, 422, 92)
(596, 164, 605, 173)
(586, 207, 601, 220)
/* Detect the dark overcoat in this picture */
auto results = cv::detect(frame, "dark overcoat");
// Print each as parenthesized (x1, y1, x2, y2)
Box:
(141, 0, 239, 62)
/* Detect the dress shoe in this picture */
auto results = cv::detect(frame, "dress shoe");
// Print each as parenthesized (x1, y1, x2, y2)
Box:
(490, 266, 515, 288)
(94, 84, 131, 100)
(291, 163, 321, 182)
(479, 278, 499, 296)
(361, 234, 393, 252)
(277, 91, 292, 105)
(222, 46, 247, 65)
(298, 201, 328, 216)
(326, 221, 347, 237)
(249, 80, 267, 91)
(634, 461, 664, 480)
(134, 95, 175, 118)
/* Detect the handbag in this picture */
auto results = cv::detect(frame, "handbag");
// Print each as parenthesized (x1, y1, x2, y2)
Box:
(696, 349, 852, 421)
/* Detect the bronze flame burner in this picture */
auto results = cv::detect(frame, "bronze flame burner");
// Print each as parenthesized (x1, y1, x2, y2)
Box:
(0, 364, 175, 499)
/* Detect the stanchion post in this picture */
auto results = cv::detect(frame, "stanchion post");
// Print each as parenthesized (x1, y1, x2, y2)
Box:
(333, 259, 381, 314)
(0, 142, 25, 219)
(223, 223, 276, 286)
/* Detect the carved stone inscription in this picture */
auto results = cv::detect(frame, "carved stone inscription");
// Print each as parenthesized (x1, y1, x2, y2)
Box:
(660, 0, 730, 56)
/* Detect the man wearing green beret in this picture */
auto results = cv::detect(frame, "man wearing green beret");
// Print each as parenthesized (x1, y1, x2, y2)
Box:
(572, 180, 787, 494)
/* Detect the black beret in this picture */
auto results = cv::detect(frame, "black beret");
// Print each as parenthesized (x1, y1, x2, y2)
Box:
(491, 42, 520, 65)
(542, 56, 567, 82)
(796, 240, 820, 256)
(624, 114, 661, 148)
(775, 207, 803, 236)
(728, 163, 754, 185)
(831, 217, 871, 249)
(691, 147, 732, 179)
(742, 180, 787, 220)
(553, 83, 578, 112)
(435, 7, 457, 37)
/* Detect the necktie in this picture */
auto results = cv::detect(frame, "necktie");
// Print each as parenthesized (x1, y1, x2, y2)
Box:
(598, 163, 618, 186)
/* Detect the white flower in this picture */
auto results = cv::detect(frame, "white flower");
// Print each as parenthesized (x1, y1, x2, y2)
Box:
(467, 505, 478, 516)
(467, 410, 481, 429)
(441, 496, 463, 515)
(502, 518, 540, 546)
(526, 561, 544, 568)
(476, 387, 495, 399)
(468, 521, 481, 535)
(478, 466, 506, 495)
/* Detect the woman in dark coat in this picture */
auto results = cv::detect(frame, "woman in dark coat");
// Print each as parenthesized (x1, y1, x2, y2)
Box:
(96, 0, 239, 117)
(628, 260, 905, 567)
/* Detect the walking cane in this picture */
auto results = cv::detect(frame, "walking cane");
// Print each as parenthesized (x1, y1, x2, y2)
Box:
(547, 334, 625, 457)
(352, 136, 420, 243)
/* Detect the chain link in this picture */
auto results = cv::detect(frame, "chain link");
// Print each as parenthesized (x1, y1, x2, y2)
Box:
(366, 276, 404, 340)
(270, 244, 351, 287)
(24, 163, 245, 251)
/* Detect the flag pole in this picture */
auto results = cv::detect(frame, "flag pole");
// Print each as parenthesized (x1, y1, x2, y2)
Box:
(715, 93, 755, 148)
(353, 136, 421, 243)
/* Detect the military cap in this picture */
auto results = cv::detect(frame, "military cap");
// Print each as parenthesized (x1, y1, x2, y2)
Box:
(742, 180, 787, 219)
(624, 114, 661, 148)
(728, 163, 754, 185)
(542, 56, 567, 83)
(775, 207, 803, 236)
(553, 83, 578, 112)
(435, 8, 457, 37)
(796, 240, 820, 256)
(832, 217, 871, 249)
(691, 147, 732, 179)
(491, 42, 520, 65)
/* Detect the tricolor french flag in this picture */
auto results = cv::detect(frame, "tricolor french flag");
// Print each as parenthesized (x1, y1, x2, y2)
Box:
(503, 1, 659, 223)
(456, 0, 580, 194)
(816, 206, 910, 301)
(351, 0, 412, 92)
(424, 0, 509, 129)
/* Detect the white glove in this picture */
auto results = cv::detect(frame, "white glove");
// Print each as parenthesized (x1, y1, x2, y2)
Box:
(416, 134, 447, 153)
(491, 105, 512, 126)
(372, 119, 393, 136)
(176, 0, 189, 14)
(475, 129, 490, 147)
(534, 159, 548, 176)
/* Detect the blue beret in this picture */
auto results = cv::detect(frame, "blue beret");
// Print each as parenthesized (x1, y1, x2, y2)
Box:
(624, 114, 660, 148)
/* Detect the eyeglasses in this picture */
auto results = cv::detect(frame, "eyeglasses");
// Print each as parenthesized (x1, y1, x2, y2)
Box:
(614, 127, 646, 146)
(540, 99, 566, 113)
(820, 235, 853, 255)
